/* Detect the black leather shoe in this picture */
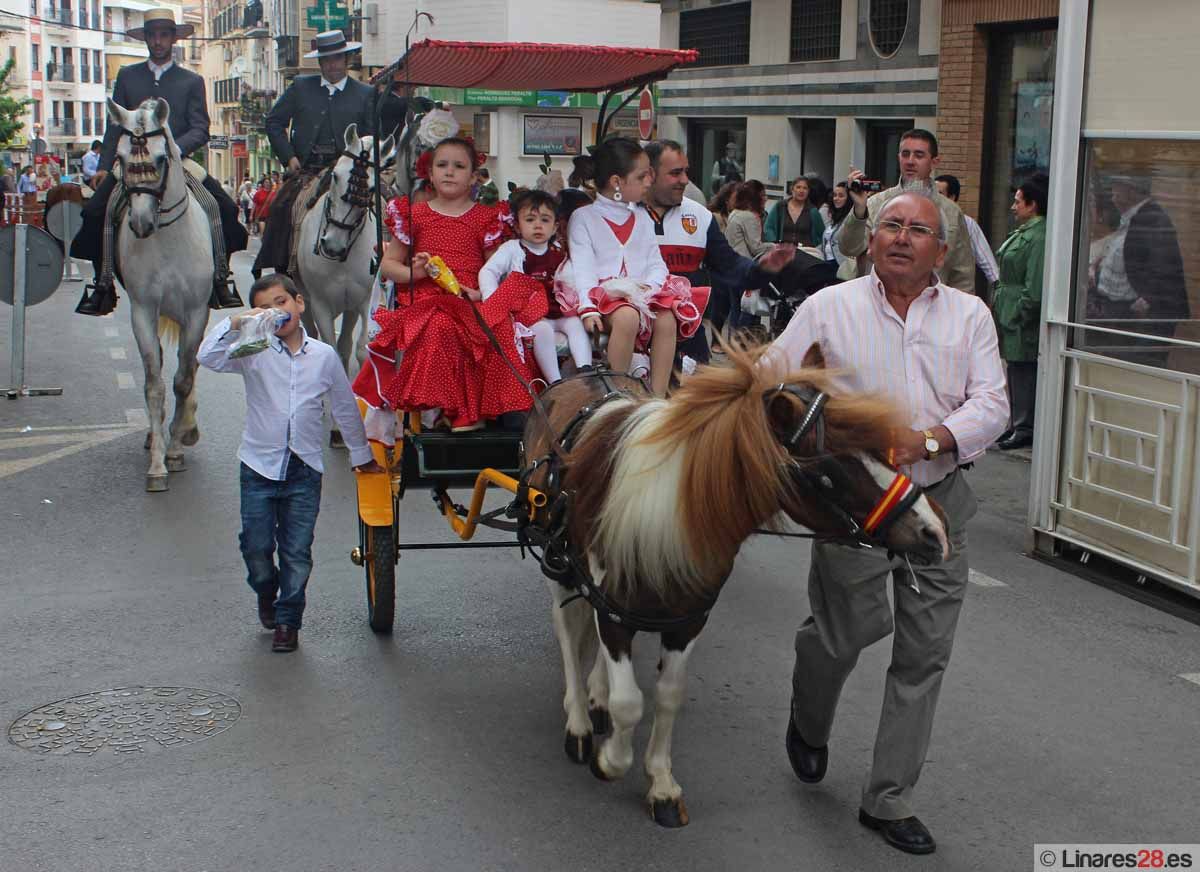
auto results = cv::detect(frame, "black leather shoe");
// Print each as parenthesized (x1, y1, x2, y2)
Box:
(998, 433, 1033, 450)
(858, 809, 936, 855)
(785, 715, 828, 783)
(75, 281, 118, 316)
(257, 591, 277, 630)
(271, 625, 298, 652)
(210, 278, 244, 310)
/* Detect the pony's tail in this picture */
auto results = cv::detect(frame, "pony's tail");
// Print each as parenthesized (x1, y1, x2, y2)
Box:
(158, 316, 180, 346)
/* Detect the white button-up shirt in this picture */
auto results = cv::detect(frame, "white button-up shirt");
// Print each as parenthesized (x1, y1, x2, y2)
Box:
(198, 317, 372, 479)
(766, 271, 1010, 485)
(320, 76, 347, 97)
(147, 59, 174, 82)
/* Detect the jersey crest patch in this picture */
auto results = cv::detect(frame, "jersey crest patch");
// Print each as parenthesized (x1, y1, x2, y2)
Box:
(681, 215, 698, 234)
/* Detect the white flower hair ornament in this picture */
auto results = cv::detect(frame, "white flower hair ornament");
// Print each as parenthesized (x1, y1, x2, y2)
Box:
(416, 107, 460, 148)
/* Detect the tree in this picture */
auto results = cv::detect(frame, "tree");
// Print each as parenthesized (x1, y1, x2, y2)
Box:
(0, 58, 32, 149)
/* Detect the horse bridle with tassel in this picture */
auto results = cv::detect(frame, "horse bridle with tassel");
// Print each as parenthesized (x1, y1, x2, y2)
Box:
(119, 125, 189, 226)
(313, 146, 375, 261)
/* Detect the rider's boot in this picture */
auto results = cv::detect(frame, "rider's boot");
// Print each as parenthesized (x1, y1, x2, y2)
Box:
(210, 272, 245, 310)
(75, 259, 118, 316)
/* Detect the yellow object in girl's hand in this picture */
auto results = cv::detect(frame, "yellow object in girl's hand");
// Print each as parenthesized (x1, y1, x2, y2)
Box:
(425, 256, 461, 295)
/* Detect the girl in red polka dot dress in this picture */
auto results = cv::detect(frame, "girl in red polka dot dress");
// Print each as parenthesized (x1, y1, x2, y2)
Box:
(354, 138, 543, 433)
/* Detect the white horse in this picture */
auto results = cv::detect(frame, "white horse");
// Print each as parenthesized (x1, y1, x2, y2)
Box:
(108, 97, 215, 492)
(294, 123, 395, 380)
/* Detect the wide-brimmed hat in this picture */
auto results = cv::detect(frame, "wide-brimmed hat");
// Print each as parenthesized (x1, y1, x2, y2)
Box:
(304, 30, 363, 59)
(127, 8, 194, 40)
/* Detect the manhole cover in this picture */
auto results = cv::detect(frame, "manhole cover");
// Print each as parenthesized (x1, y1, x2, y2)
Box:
(8, 686, 241, 756)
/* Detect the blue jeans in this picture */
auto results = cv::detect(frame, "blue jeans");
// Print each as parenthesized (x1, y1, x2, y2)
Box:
(239, 454, 322, 630)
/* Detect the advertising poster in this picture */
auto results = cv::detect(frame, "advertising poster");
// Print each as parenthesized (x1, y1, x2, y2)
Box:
(523, 115, 582, 156)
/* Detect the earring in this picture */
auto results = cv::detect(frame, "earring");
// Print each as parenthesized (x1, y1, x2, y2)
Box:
(613, 187, 623, 202)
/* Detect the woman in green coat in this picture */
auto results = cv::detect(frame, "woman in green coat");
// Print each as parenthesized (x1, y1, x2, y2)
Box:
(764, 177, 825, 248)
(993, 174, 1048, 450)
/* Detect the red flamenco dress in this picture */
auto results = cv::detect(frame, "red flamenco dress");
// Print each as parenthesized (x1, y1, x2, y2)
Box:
(354, 201, 544, 430)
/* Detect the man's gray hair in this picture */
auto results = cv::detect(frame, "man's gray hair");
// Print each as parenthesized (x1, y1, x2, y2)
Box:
(877, 191, 947, 243)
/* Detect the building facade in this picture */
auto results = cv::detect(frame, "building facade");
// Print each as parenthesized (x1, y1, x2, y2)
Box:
(657, 0, 941, 200)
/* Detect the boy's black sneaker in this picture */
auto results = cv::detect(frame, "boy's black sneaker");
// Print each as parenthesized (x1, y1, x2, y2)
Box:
(272, 625, 298, 652)
(257, 591, 277, 630)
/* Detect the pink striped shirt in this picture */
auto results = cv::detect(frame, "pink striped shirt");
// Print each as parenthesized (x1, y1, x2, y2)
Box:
(765, 271, 1010, 485)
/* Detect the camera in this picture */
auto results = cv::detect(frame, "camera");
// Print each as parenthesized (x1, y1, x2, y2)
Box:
(850, 179, 883, 194)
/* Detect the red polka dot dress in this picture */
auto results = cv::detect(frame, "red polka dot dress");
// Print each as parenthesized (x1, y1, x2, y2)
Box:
(353, 201, 538, 429)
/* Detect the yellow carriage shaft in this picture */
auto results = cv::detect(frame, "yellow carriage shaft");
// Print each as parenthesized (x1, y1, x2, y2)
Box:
(437, 469, 547, 541)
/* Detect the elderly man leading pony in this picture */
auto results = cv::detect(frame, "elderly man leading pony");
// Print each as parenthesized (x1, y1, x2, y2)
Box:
(73, 8, 246, 316)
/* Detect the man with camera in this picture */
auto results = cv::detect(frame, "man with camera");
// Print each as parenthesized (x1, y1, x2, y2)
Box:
(838, 129, 976, 293)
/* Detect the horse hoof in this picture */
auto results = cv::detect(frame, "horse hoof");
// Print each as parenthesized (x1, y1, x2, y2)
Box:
(180, 427, 200, 447)
(329, 429, 346, 449)
(165, 455, 186, 472)
(649, 797, 690, 828)
(144, 432, 152, 450)
(589, 706, 611, 736)
(146, 474, 168, 493)
(563, 731, 593, 765)
(588, 746, 616, 782)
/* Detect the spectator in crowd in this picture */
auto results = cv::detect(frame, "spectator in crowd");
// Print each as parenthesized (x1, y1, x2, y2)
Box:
(238, 174, 255, 229)
(820, 181, 855, 279)
(840, 129, 976, 292)
(0, 167, 14, 195)
(935, 173, 1000, 288)
(803, 172, 832, 225)
(765, 177, 826, 249)
(707, 181, 737, 232)
(1090, 173, 1190, 367)
(746, 179, 767, 224)
(17, 165, 38, 195)
(82, 140, 103, 187)
(567, 155, 595, 198)
(725, 181, 774, 260)
(711, 140, 744, 193)
(992, 174, 1048, 451)
(252, 177, 275, 238)
(36, 163, 53, 193)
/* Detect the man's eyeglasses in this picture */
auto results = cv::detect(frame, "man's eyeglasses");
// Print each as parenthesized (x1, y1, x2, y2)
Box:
(875, 220, 938, 241)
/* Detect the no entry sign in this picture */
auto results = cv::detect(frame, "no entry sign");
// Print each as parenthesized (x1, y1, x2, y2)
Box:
(638, 87, 654, 140)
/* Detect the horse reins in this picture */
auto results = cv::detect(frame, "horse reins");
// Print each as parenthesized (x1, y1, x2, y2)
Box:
(314, 147, 376, 261)
(764, 383, 924, 550)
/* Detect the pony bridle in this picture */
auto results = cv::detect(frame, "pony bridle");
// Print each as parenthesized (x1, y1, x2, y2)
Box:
(770, 384, 924, 549)
(120, 125, 188, 224)
(315, 147, 373, 261)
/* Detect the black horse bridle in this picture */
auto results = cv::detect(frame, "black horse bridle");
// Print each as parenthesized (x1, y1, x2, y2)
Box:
(766, 383, 925, 550)
(119, 125, 189, 227)
(314, 147, 374, 261)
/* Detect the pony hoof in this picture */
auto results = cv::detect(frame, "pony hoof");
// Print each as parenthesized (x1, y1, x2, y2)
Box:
(329, 429, 346, 449)
(563, 731, 593, 765)
(649, 797, 690, 828)
(588, 747, 616, 782)
(180, 427, 200, 447)
(165, 455, 186, 472)
(589, 706, 611, 736)
(146, 474, 169, 493)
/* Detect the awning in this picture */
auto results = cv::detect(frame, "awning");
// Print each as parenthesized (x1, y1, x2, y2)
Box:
(372, 40, 697, 94)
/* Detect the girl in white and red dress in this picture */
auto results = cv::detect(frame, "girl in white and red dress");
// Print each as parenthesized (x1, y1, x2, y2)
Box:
(564, 138, 703, 396)
(478, 189, 597, 385)
(353, 137, 543, 432)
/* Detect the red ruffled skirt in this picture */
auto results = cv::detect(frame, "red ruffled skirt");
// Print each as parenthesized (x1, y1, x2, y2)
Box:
(353, 274, 547, 429)
(587, 275, 710, 349)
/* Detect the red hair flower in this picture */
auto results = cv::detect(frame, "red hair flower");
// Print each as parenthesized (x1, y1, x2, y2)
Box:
(414, 149, 432, 181)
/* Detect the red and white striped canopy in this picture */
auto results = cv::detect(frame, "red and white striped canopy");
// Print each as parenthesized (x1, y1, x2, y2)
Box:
(373, 40, 698, 93)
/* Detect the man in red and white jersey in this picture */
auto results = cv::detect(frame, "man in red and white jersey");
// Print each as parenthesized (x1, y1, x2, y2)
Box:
(640, 140, 794, 363)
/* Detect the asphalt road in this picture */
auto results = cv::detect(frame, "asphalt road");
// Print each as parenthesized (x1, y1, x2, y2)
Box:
(2, 243, 1198, 872)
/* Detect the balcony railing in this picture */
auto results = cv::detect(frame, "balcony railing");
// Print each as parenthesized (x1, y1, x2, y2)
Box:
(212, 3, 243, 39)
(79, 63, 89, 83)
(214, 77, 242, 105)
(275, 34, 298, 69)
(58, 63, 74, 82)
(77, 8, 86, 27)
(48, 118, 77, 136)
(80, 117, 90, 135)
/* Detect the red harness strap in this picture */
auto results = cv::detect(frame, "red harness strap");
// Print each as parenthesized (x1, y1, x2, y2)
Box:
(863, 472, 916, 536)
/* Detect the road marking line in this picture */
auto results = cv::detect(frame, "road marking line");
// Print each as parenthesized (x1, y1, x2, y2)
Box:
(109, 347, 126, 360)
(125, 408, 148, 426)
(116, 371, 135, 389)
(104, 327, 118, 338)
(1179, 674, 1200, 687)
(968, 569, 1008, 588)
(1, 421, 144, 434)
(0, 428, 140, 480)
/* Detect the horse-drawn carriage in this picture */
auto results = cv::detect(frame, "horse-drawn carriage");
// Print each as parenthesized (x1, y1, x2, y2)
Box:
(343, 40, 950, 829)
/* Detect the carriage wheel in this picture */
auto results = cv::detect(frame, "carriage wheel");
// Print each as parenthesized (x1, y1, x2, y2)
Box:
(362, 521, 396, 633)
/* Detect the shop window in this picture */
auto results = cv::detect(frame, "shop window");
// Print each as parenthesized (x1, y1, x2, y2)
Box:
(790, 0, 841, 62)
(1073, 139, 1200, 370)
(679, 3, 751, 68)
(869, 0, 908, 58)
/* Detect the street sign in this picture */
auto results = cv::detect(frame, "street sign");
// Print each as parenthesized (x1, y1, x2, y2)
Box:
(305, 0, 348, 31)
(209, 135, 229, 150)
(638, 87, 654, 140)
(231, 135, 248, 159)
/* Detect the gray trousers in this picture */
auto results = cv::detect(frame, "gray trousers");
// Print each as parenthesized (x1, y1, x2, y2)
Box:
(791, 470, 976, 820)
(1007, 361, 1037, 439)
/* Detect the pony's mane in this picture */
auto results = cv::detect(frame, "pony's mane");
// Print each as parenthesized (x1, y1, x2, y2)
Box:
(603, 340, 900, 598)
